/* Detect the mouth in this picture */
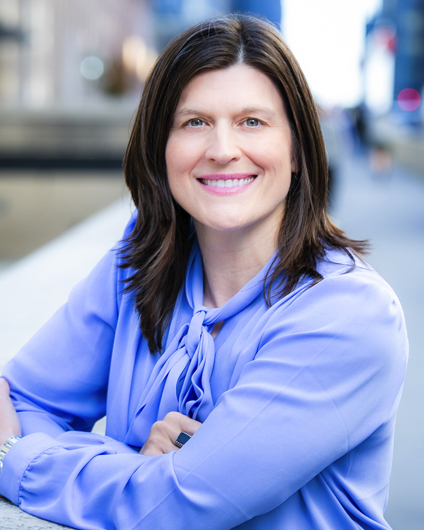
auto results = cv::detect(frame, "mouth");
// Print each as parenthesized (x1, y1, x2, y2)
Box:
(198, 175, 257, 188)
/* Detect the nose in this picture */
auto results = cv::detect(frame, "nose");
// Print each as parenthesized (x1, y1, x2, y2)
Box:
(205, 123, 241, 165)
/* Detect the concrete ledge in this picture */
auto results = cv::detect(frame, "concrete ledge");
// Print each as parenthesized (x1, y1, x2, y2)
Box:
(0, 496, 73, 529)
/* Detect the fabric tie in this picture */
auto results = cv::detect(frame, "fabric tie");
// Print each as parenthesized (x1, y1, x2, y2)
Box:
(125, 241, 276, 445)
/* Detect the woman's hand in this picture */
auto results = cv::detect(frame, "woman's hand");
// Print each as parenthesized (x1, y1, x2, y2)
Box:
(140, 411, 202, 456)
(0, 378, 22, 445)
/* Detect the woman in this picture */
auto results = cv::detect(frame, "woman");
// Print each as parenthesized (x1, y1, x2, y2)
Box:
(0, 15, 407, 530)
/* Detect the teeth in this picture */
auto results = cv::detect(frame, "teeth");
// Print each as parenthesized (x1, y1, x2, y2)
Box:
(202, 177, 255, 187)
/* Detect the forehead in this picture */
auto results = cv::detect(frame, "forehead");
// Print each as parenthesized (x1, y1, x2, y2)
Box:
(175, 64, 285, 113)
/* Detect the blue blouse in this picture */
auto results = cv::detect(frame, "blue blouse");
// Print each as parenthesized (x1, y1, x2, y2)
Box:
(0, 214, 408, 530)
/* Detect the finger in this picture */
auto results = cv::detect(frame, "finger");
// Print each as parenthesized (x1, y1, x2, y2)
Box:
(164, 413, 202, 452)
(139, 421, 174, 456)
(140, 441, 166, 457)
(139, 413, 203, 456)
(163, 411, 202, 436)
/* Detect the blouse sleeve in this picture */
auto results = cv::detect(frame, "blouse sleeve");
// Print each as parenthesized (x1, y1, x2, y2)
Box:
(0, 269, 408, 530)
(1, 212, 135, 438)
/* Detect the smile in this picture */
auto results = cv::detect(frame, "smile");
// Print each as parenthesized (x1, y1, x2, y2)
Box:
(199, 176, 256, 188)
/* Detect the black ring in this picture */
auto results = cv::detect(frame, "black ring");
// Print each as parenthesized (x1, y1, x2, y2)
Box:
(173, 431, 192, 448)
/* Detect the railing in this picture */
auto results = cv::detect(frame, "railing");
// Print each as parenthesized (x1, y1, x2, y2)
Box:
(0, 106, 133, 170)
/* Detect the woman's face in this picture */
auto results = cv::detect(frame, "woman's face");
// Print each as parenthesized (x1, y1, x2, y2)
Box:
(165, 64, 296, 242)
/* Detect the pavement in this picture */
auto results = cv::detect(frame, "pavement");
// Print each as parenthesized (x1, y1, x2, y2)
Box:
(330, 150, 424, 530)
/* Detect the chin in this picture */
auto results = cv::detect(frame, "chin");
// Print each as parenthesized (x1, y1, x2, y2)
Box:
(208, 221, 253, 235)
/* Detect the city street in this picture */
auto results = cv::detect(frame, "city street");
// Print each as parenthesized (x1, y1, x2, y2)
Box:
(331, 150, 424, 530)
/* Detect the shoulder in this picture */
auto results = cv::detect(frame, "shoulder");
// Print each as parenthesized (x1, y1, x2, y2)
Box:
(273, 247, 401, 318)
(313, 248, 403, 327)
(263, 248, 408, 373)
(255, 249, 408, 432)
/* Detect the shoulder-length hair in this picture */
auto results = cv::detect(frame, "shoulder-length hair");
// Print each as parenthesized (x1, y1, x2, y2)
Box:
(122, 14, 367, 353)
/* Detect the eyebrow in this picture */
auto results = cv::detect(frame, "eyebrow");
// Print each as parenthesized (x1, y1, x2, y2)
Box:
(174, 106, 276, 118)
(237, 106, 276, 116)
(173, 109, 206, 118)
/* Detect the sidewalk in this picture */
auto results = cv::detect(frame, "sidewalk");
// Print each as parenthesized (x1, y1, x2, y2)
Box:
(331, 152, 424, 530)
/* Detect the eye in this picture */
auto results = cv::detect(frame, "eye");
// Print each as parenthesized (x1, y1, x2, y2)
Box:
(245, 118, 261, 127)
(185, 118, 205, 127)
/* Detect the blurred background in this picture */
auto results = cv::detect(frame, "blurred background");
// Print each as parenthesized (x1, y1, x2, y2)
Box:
(0, 1, 423, 528)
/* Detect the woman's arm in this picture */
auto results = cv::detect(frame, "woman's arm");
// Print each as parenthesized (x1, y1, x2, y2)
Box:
(0, 271, 408, 530)
(3, 212, 137, 440)
(3, 244, 121, 439)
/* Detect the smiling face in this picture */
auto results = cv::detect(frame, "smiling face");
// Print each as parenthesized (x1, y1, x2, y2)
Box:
(165, 64, 296, 246)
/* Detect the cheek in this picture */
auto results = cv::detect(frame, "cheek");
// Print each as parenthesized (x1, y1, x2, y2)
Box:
(165, 141, 193, 208)
(165, 136, 197, 177)
(248, 134, 292, 165)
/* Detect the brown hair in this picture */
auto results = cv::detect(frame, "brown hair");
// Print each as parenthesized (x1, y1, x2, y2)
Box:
(122, 14, 368, 353)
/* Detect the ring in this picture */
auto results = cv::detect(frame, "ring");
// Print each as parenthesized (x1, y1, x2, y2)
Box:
(173, 431, 192, 449)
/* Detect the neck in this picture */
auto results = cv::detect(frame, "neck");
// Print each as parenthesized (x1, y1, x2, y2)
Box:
(195, 224, 278, 309)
